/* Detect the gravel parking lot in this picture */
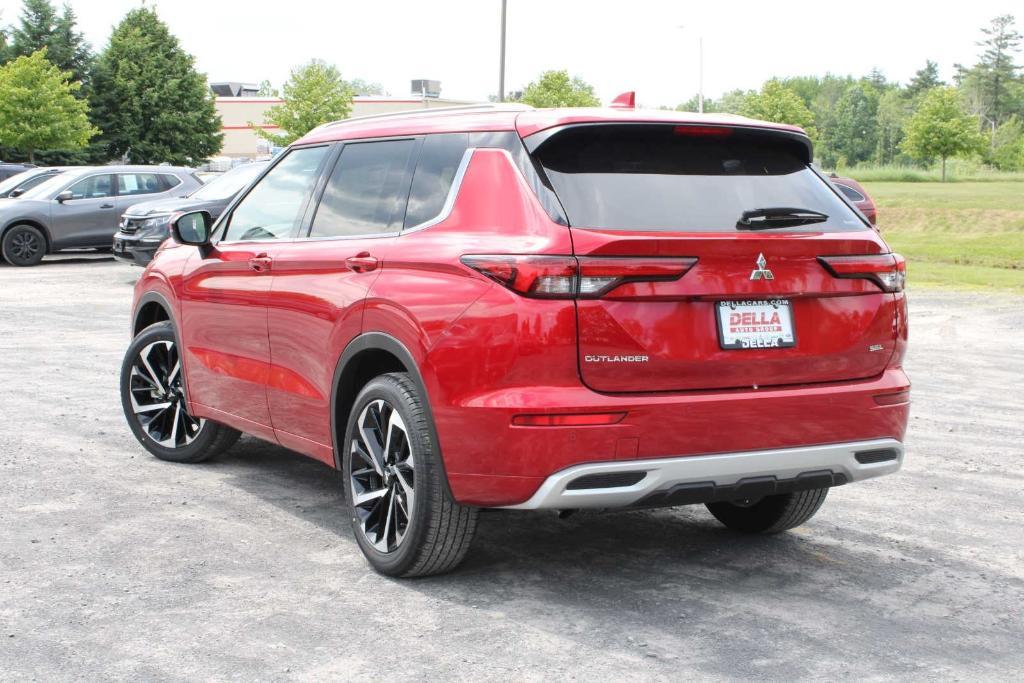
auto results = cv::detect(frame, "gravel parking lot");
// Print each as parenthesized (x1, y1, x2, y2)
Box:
(2, 255, 1022, 681)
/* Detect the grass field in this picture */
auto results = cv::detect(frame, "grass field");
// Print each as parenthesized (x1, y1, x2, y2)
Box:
(864, 181, 1024, 293)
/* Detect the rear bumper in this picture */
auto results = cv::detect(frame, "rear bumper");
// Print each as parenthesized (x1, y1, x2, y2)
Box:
(435, 367, 910, 507)
(502, 438, 902, 510)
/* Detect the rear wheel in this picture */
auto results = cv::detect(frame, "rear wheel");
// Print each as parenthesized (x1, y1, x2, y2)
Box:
(706, 488, 829, 534)
(1, 224, 46, 266)
(344, 372, 478, 577)
(120, 321, 240, 463)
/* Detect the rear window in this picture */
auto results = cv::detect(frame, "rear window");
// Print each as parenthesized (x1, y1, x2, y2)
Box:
(532, 124, 865, 232)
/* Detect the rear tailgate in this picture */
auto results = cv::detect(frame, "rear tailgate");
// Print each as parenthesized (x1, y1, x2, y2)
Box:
(526, 122, 899, 393)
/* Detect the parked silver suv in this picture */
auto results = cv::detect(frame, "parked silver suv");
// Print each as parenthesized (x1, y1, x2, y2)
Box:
(0, 165, 202, 266)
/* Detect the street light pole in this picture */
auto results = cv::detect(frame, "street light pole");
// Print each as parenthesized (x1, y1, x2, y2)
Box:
(678, 25, 704, 113)
(498, 0, 507, 102)
(698, 35, 704, 114)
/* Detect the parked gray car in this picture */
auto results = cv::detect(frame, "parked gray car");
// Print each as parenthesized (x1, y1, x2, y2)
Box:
(0, 165, 202, 266)
(0, 167, 69, 199)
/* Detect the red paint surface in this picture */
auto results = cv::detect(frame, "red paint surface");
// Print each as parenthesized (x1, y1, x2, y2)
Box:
(134, 107, 910, 508)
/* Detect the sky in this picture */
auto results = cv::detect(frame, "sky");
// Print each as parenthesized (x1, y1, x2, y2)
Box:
(0, 0, 1019, 106)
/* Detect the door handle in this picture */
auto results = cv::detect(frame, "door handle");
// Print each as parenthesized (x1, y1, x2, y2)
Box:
(100, 203, 114, 209)
(346, 252, 379, 273)
(248, 254, 273, 273)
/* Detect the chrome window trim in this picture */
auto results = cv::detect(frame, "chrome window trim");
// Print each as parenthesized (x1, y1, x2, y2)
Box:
(401, 147, 475, 235)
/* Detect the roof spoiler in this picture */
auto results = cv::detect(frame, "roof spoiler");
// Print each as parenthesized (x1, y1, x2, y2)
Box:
(523, 122, 814, 164)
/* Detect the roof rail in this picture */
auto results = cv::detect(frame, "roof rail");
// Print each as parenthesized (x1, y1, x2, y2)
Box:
(316, 102, 533, 131)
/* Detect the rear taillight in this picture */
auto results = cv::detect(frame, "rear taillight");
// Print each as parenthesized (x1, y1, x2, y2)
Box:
(818, 254, 906, 292)
(460, 255, 697, 299)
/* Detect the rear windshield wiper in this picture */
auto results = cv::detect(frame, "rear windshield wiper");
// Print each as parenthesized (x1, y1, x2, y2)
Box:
(737, 207, 829, 230)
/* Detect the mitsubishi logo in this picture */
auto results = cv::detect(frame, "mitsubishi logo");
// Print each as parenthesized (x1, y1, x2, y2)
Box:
(749, 253, 774, 281)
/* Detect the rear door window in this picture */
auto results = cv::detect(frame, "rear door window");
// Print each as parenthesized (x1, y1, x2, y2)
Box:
(404, 133, 469, 228)
(118, 173, 164, 196)
(310, 139, 416, 238)
(532, 124, 865, 232)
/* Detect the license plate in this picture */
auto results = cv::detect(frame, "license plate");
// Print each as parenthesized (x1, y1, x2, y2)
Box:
(717, 299, 796, 350)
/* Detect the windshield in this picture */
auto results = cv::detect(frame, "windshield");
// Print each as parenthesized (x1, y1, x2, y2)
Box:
(0, 170, 35, 194)
(20, 171, 86, 200)
(533, 124, 865, 233)
(188, 164, 266, 201)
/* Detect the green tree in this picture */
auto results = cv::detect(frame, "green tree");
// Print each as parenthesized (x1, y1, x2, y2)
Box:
(875, 88, 912, 164)
(901, 87, 984, 180)
(675, 93, 717, 113)
(347, 77, 386, 96)
(991, 115, 1024, 169)
(256, 79, 278, 97)
(254, 60, 353, 146)
(520, 70, 599, 108)
(976, 15, 1022, 125)
(6, 0, 92, 85)
(716, 88, 753, 114)
(90, 7, 222, 165)
(905, 60, 943, 100)
(955, 15, 1022, 139)
(740, 80, 817, 137)
(831, 83, 879, 164)
(0, 50, 96, 162)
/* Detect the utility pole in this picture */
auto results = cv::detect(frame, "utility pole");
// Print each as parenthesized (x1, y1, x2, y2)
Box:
(498, 0, 508, 102)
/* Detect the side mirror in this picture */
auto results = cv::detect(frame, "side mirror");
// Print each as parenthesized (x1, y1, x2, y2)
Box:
(9, 189, 24, 198)
(56, 190, 73, 203)
(171, 210, 213, 246)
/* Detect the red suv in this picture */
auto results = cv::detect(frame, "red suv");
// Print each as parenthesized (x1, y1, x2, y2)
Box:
(120, 103, 910, 577)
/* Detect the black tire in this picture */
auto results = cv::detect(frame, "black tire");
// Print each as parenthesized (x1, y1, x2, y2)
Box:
(120, 321, 240, 463)
(706, 488, 829, 534)
(343, 372, 478, 577)
(1, 224, 46, 266)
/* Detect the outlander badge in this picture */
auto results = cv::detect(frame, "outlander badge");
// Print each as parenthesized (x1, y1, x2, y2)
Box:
(750, 253, 774, 281)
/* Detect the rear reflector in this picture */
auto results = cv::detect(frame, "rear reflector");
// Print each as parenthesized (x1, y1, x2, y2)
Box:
(854, 448, 900, 464)
(873, 390, 910, 406)
(818, 253, 906, 292)
(461, 255, 697, 299)
(512, 412, 627, 426)
(566, 471, 646, 490)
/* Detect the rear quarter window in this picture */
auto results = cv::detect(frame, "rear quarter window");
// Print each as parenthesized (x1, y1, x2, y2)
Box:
(532, 124, 866, 233)
(404, 133, 469, 229)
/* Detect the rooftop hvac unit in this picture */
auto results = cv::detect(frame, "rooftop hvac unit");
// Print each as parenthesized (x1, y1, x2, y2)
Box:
(411, 79, 442, 98)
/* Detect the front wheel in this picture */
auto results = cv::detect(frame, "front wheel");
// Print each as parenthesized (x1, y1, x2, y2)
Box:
(706, 488, 829, 534)
(120, 321, 240, 463)
(1, 224, 46, 266)
(344, 373, 478, 577)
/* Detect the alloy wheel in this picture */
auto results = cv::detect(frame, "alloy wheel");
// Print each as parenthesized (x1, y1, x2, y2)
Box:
(127, 340, 204, 448)
(9, 229, 42, 263)
(350, 399, 416, 553)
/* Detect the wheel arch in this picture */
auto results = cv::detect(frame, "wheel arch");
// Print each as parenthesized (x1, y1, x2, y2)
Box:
(133, 292, 174, 336)
(1, 219, 53, 254)
(331, 333, 443, 478)
(132, 290, 193, 406)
